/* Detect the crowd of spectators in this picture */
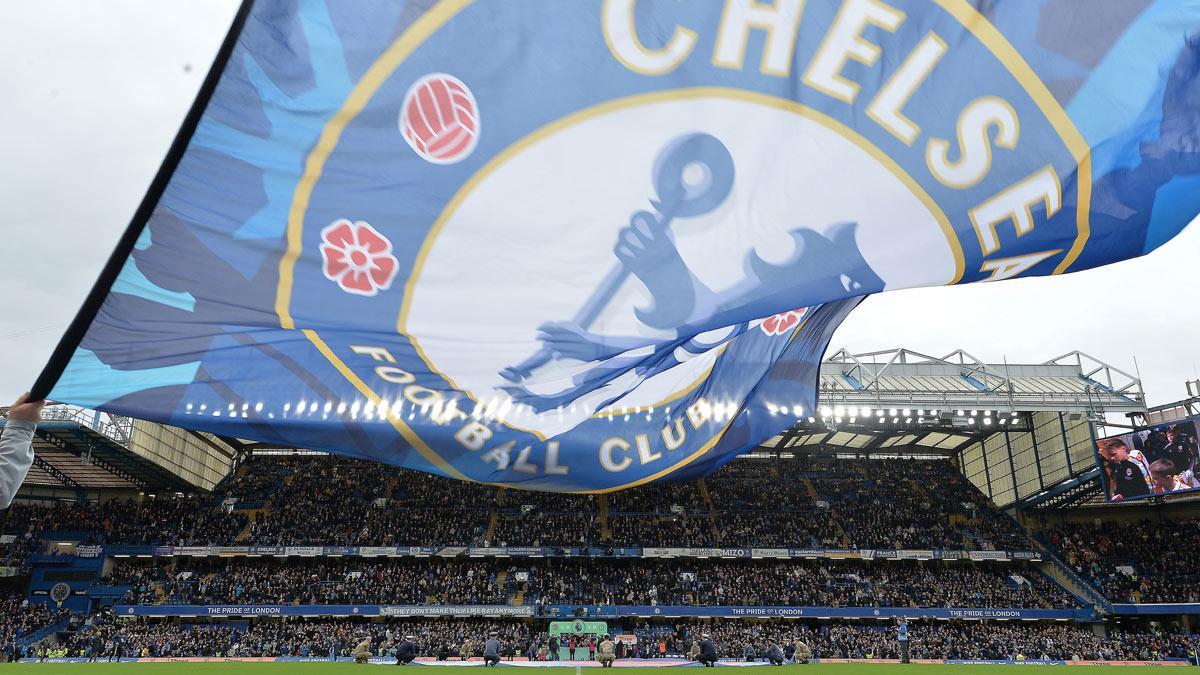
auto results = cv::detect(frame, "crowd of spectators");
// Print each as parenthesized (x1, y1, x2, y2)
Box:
(101, 559, 511, 607)
(243, 458, 493, 546)
(867, 622, 1197, 661)
(643, 619, 1198, 661)
(1043, 518, 1200, 604)
(0, 533, 44, 570)
(2, 456, 1036, 553)
(0, 593, 68, 650)
(44, 615, 1200, 662)
(490, 513, 598, 548)
(1, 498, 246, 547)
(213, 459, 294, 507)
(609, 482, 707, 515)
(0, 594, 63, 645)
(0, 457, 500, 549)
(98, 557, 1075, 611)
(489, 489, 601, 548)
(605, 482, 715, 548)
(7, 454, 1200, 663)
(809, 459, 1026, 551)
(606, 514, 713, 548)
(59, 615, 533, 659)
(529, 559, 1074, 609)
(97, 563, 167, 605)
(715, 510, 842, 549)
(602, 458, 1033, 550)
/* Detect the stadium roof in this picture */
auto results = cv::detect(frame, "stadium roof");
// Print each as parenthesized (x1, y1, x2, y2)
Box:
(1132, 379, 1200, 426)
(751, 348, 1157, 512)
(756, 347, 1143, 457)
(756, 348, 1200, 513)
(1, 406, 208, 493)
(819, 348, 1142, 413)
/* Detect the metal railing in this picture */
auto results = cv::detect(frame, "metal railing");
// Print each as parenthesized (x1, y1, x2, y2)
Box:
(1040, 549, 1114, 614)
(820, 347, 1146, 413)
(816, 385, 1144, 413)
(35, 405, 133, 446)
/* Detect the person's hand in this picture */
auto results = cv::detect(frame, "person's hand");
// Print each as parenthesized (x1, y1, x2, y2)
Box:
(7, 392, 44, 423)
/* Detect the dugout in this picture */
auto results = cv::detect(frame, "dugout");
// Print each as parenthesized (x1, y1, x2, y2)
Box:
(549, 620, 608, 660)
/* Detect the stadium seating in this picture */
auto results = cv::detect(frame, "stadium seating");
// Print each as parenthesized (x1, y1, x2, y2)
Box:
(242, 458, 493, 546)
(1, 498, 246, 546)
(92, 557, 1073, 610)
(40, 615, 1200, 661)
(0, 593, 67, 653)
(5, 454, 1199, 663)
(1042, 518, 1200, 604)
(666, 620, 1198, 661)
(1, 456, 1039, 551)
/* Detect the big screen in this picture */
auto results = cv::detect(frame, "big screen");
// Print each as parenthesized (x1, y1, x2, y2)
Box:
(1096, 418, 1200, 501)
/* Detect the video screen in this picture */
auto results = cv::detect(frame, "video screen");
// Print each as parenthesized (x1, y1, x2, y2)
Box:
(1096, 418, 1200, 501)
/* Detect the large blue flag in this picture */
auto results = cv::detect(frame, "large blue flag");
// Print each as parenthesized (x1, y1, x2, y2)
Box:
(36, 0, 1200, 491)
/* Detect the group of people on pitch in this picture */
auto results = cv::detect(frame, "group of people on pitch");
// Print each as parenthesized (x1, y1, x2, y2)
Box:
(350, 633, 419, 665)
(347, 629, 814, 666)
(689, 633, 812, 667)
(350, 631, 555, 667)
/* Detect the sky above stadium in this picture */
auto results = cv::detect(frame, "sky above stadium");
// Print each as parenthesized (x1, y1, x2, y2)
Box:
(2, 0, 1199, 412)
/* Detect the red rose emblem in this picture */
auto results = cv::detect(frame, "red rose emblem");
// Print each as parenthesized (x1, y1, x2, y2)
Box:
(760, 309, 807, 336)
(319, 219, 399, 296)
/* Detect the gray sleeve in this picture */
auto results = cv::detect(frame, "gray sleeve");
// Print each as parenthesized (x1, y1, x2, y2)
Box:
(0, 420, 35, 509)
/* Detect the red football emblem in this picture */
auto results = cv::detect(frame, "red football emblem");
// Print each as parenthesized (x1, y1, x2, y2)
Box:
(399, 73, 479, 164)
(760, 309, 807, 336)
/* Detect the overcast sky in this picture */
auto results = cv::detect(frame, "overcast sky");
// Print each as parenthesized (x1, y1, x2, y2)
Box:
(2, 1, 1198, 413)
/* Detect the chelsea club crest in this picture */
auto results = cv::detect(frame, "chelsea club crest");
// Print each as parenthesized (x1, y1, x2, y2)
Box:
(274, 0, 1087, 491)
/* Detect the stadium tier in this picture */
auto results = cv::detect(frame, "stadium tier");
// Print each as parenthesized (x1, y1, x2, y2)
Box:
(1042, 518, 1200, 605)
(31, 617, 1200, 661)
(91, 557, 1074, 609)
(1, 349, 1199, 664)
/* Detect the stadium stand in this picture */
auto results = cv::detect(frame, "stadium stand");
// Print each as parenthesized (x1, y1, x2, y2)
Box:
(4, 351, 1200, 664)
(92, 557, 1071, 609)
(35, 616, 1200, 661)
(0, 592, 68, 654)
(2, 498, 247, 546)
(241, 457, 494, 546)
(54, 615, 536, 659)
(664, 620, 1200, 662)
(1042, 518, 1200, 604)
(1, 454, 1042, 550)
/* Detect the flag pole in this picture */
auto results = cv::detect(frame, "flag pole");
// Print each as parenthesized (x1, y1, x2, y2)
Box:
(29, 0, 257, 401)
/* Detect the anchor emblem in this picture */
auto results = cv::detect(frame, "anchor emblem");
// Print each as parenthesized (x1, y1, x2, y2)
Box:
(500, 132, 735, 383)
(497, 131, 887, 413)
